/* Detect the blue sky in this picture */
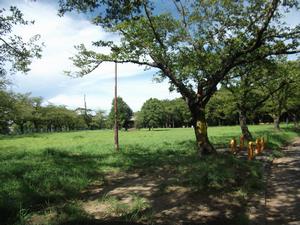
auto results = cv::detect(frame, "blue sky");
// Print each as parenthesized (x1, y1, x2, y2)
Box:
(2, 0, 300, 113)
(2, 0, 180, 113)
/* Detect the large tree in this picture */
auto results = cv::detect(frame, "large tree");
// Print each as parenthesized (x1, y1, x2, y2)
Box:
(0, 6, 42, 86)
(223, 60, 289, 139)
(59, 0, 300, 155)
(263, 60, 300, 130)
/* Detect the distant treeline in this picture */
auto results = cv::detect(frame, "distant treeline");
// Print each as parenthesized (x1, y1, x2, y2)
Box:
(1, 86, 298, 135)
(0, 91, 107, 134)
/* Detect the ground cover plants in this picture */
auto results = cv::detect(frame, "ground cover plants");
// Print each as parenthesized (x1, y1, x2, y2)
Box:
(0, 125, 298, 224)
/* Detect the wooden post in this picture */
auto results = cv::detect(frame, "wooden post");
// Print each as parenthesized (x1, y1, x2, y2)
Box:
(261, 137, 265, 152)
(256, 138, 262, 155)
(239, 135, 244, 151)
(114, 62, 119, 151)
(248, 141, 255, 160)
(230, 138, 237, 153)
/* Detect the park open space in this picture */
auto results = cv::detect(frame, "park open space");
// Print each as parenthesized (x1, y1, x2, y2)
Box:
(1, 1, 300, 224)
(0, 125, 299, 224)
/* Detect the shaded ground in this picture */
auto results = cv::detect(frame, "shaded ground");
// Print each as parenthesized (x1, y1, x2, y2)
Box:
(79, 171, 248, 225)
(28, 157, 254, 225)
(70, 137, 300, 225)
(265, 138, 300, 225)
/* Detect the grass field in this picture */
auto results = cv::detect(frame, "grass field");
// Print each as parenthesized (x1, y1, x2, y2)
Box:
(0, 125, 299, 224)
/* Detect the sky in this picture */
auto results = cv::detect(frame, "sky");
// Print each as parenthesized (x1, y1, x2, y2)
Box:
(1, 0, 300, 113)
(2, 0, 180, 113)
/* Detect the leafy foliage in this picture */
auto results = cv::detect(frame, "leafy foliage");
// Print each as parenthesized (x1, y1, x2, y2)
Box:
(108, 97, 133, 130)
(206, 87, 238, 126)
(262, 60, 300, 129)
(0, 6, 43, 85)
(135, 97, 191, 129)
(139, 98, 165, 129)
(0, 90, 108, 134)
(60, 0, 300, 153)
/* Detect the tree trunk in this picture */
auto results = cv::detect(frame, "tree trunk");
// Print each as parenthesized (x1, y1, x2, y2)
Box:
(239, 110, 253, 140)
(190, 105, 216, 156)
(274, 115, 280, 130)
(20, 123, 24, 134)
(293, 113, 299, 129)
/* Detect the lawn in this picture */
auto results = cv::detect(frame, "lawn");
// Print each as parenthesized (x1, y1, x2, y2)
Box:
(0, 125, 298, 224)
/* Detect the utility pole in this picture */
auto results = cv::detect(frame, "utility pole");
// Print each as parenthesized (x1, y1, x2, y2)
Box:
(84, 94, 87, 116)
(114, 62, 119, 151)
(83, 94, 89, 129)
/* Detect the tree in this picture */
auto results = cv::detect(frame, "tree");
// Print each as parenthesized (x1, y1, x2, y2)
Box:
(41, 105, 79, 132)
(108, 97, 133, 131)
(222, 60, 286, 139)
(90, 110, 107, 129)
(286, 65, 300, 128)
(13, 93, 33, 134)
(172, 98, 192, 127)
(0, 6, 42, 85)
(59, 0, 300, 155)
(134, 111, 144, 129)
(31, 96, 44, 132)
(140, 98, 164, 130)
(0, 90, 15, 134)
(263, 60, 300, 130)
(75, 107, 94, 129)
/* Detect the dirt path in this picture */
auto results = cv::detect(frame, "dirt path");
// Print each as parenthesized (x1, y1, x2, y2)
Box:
(265, 138, 300, 225)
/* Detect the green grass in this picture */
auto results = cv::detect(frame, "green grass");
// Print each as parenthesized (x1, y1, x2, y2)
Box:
(0, 124, 298, 224)
(101, 194, 151, 221)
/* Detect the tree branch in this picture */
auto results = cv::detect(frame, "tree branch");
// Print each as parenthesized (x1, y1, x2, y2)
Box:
(171, 0, 187, 28)
(240, 0, 280, 55)
(142, 3, 166, 50)
(142, 2, 194, 100)
(203, 0, 288, 107)
(71, 56, 159, 77)
(155, 61, 194, 99)
(0, 37, 26, 59)
(252, 80, 291, 111)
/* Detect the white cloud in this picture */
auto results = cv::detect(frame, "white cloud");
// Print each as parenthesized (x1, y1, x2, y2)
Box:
(3, 0, 178, 111)
(10, 1, 299, 113)
(48, 75, 180, 112)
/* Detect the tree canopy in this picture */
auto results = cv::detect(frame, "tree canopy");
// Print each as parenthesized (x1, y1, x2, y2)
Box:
(0, 6, 43, 86)
(139, 98, 165, 130)
(108, 97, 133, 131)
(263, 60, 300, 129)
(59, 0, 300, 155)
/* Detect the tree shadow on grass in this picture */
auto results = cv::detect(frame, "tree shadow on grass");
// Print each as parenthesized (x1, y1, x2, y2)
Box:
(78, 143, 261, 224)
(0, 140, 262, 225)
(0, 147, 113, 224)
